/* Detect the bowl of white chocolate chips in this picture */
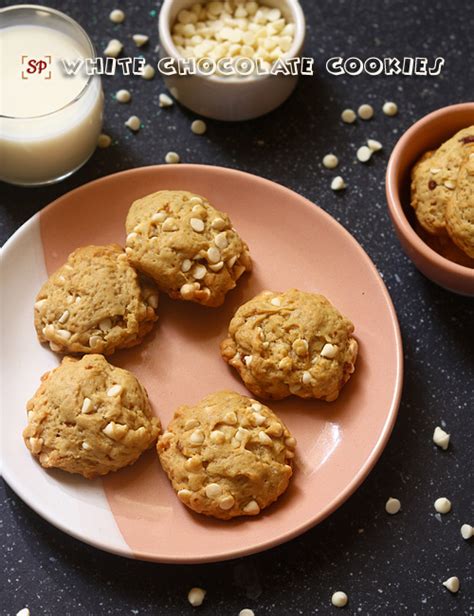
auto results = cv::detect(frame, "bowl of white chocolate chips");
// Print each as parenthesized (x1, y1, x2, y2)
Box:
(158, 0, 306, 120)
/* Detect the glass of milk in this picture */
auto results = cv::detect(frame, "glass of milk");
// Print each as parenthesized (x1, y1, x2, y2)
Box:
(0, 5, 104, 186)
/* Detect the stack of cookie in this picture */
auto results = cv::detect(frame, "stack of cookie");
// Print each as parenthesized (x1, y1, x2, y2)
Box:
(24, 190, 358, 520)
(411, 126, 474, 266)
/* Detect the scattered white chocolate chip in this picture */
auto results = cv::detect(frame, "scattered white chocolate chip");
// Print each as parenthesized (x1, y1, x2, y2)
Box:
(34, 299, 47, 310)
(270, 297, 281, 307)
(357, 145, 372, 163)
(302, 371, 312, 385)
(251, 403, 262, 412)
(159, 93, 174, 107)
(460, 524, 474, 540)
(239, 610, 255, 616)
(180, 283, 195, 298)
(181, 259, 192, 272)
(285, 436, 297, 449)
(433, 426, 450, 450)
(444, 180, 456, 190)
(190, 217, 205, 232)
(191, 119, 207, 135)
(162, 216, 178, 232)
(184, 419, 199, 430)
(210, 430, 225, 444)
(205, 483, 222, 498)
(82, 441, 92, 450)
(293, 339, 308, 356)
(16, 609, 30, 616)
(126, 232, 137, 243)
(207, 246, 221, 263)
(341, 108, 357, 123)
(214, 231, 228, 249)
(243, 355, 253, 367)
(132, 33, 149, 47)
(235, 427, 249, 442)
(109, 9, 125, 23)
(442, 577, 460, 593)
(29, 437, 43, 454)
(187, 587, 206, 607)
(331, 176, 346, 191)
(56, 329, 71, 340)
(107, 384, 123, 397)
(331, 591, 348, 607)
(430, 167, 441, 175)
(434, 497, 451, 514)
(58, 310, 69, 324)
(125, 115, 141, 131)
(243, 500, 260, 514)
(258, 431, 272, 445)
(323, 153, 339, 169)
(141, 63, 156, 80)
(252, 412, 267, 426)
(97, 133, 112, 148)
(219, 495, 235, 510)
(223, 411, 238, 425)
(190, 429, 205, 445)
(382, 101, 398, 116)
(192, 264, 207, 280)
(151, 211, 166, 223)
(367, 138, 383, 152)
(99, 317, 112, 331)
(178, 488, 192, 499)
(81, 397, 93, 414)
(115, 89, 131, 103)
(321, 343, 337, 359)
(211, 217, 226, 230)
(165, 151, 180, 164)
(385, 497, 401, 514)
(358, 103, 374, 120)
(103, 38, 123, 58)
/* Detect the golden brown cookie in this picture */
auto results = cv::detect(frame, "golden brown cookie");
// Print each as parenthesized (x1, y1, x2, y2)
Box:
(414, 221, 474, 268)
(220, 289, 358, 401)
(125, 190, 252, 307)
(23, 355, 161, 479)
(157, 390, 295, 520)
(446, 149, 474, 258)
(410, 127, 474, 236)
(34, 244, 158, 355)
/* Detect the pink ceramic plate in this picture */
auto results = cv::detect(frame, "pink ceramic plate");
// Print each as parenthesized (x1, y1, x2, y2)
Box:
(1, 165, 403, 563)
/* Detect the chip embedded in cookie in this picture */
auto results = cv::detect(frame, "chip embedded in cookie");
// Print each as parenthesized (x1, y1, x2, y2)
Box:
(125, 190, 252, 307)
(23, 355, 161, 479)
(220, 289, 358, 401)
(446, 149, 474, 258)
(157, 390, 295, 520)
(34, 244, 159, 355)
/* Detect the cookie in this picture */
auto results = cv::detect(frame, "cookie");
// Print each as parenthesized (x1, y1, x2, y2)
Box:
(410, 126, 474, 236)
(125, 190, 252, 307)
(34, 244, 159, 355)
(446, 150, 474, 258)
(23, 354, 161, 479)
(415, 221, 474, 268)
(157, 390, 295, 520)
(220, 289, 358, 401)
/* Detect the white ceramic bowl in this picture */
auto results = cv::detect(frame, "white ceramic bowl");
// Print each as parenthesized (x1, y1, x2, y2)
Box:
(158, 0, 306, 121)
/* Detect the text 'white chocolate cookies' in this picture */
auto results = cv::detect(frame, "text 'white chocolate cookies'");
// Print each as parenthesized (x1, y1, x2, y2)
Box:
(125, 190, 252, 307)
(220, 289, 358, 401)
(157, 390, 295, 520)
(34, 244, 159, 355)
(23, 355, 161, 479)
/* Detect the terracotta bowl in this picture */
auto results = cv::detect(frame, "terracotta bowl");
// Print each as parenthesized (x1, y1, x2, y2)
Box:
(386, 103, 474, 296)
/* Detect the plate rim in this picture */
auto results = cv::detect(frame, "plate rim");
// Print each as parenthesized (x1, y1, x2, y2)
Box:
(1, 164, 404, 563)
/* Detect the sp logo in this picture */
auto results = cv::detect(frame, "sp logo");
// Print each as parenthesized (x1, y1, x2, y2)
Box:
(21, 55, 52, 80)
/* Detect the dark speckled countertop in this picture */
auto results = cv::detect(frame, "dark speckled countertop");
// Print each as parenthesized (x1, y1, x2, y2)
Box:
(1, 0, 473, 614)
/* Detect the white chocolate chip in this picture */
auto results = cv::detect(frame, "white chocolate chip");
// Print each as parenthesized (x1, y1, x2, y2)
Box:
(29, 437, 43, 454)
(251, 402, 262, 412)
(331, 176, 347, 191)
(125, 115, 141, 131)
(270, 297, 281, 307)
(323, 153, 339, 169)
(141, 64, 155, 80)
(243, 500, 260, 514)
(385, 497, 401, 515)
(82, 441, 92, 450)
(89, 335, 102, 348)
(165, 151, 180, 164)
(126, 232, 137, 243)
(382, 101, 398, 116)
(56, 329, 71, 340)
(434, 497, 451, 514)
(109, 9, 125, 23)
(211, 217, 226, 230)
(49, 341, 61, 352)
(357, 145, 372, 163)
(430, 167, 441, 175)
(81, 397, 93, 414)
(191, 119, 207, 135)
(190, 217, 205, 232)
(258, 431, 272, 445)
(243, 355, 253, 367)
(292, 338, 308, 356)
(184, 419, 200, 430)
(252, 412, 267, 426)
(239, 610, 255, 616)
(115, 89, 131, 103)
(460, 524, 474, 540)
(433, 426, 450, 450)
(341, 108, 356, 123)
(210, 430, 225, 444)
(151, 211, 166, 223)
(97, 133, 112, 148)
(214, 231, 228, 249)
(159, 93, 174, 107)
(103, 39, 123, 58)
(444, 180, 456, 190)
(180, 283, 196, 299)
(207, 246, 221, 263)
(358, 103, 374, 120)
(192, 264, 207, 280)
(162, 216, 178, 231)
(178, 488, 192, 499)
(285, 436, 297, 450)
(16, 609, 30, 616)
(223, 411, 238, 425)
(302, 371, 312, 385)
(331, 591, 348, 607)
(218, 495, 235, 510)
(367, 138, 383, 152)
(205, 483, 222, 498)
(58, 310, 69, 324)
(442, 577, 460, 593)
(148, 294, 159, 309)
(190, 429, 205, 445)
(181, 259, 193, 273)
(34, 299, 47, 310)
(187, 587, 206, 607)
(132, 33, 149, 47)
(235, 427, 249, 442)
(99, 317, 112, 332)
(321, 343, 337, 359)
(107, 384, 123, 397)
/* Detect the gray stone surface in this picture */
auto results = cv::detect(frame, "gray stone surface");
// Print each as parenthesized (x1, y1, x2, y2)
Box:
(1, 0, 472, 614)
